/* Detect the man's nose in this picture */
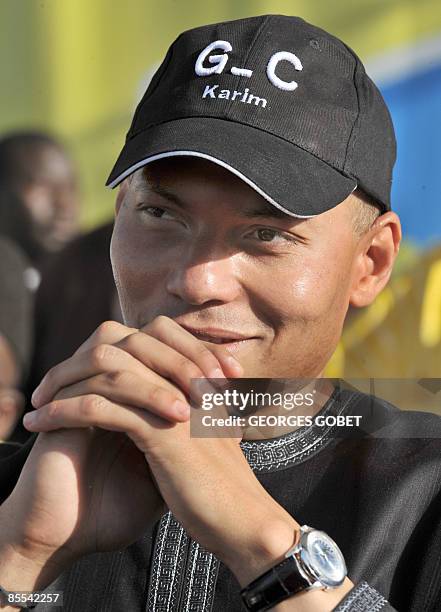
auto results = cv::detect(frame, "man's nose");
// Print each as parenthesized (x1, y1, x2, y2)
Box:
(165, 252, 241, 306)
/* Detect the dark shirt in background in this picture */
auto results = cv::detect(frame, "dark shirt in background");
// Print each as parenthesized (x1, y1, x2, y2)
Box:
(0, 236, 33, 379)
(18, 222, 120, 443)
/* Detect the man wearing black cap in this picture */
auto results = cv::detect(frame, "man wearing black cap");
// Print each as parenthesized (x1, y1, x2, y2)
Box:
(0, 15, 440, 612)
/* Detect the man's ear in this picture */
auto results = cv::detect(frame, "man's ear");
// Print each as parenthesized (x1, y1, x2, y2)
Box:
(349, 211, 402, 308)
(115, 180, 129, 215)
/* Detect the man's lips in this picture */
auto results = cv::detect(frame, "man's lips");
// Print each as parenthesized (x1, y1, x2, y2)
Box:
(179, 324, 259, 345)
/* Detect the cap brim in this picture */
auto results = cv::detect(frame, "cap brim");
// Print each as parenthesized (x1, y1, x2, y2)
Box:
(106, 117, 357, 218)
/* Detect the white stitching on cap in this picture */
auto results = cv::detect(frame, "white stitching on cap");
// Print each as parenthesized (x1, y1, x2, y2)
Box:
(195, 40, 232, 76)
(230, 66, 253, 77)
(107, 150, 315, 219)
(266, 51, 303, 91)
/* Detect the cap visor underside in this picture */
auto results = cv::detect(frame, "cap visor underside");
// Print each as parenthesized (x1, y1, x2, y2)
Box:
(106, 117, 357, 218)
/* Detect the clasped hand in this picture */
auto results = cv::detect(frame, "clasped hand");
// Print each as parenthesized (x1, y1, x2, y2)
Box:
(22, 317, 298, 583)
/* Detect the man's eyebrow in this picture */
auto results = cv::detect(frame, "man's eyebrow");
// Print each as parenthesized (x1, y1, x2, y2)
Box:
(136, 176, 187, 208)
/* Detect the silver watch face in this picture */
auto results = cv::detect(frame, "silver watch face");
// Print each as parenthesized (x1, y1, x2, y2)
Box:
(300, 529, 347, 588)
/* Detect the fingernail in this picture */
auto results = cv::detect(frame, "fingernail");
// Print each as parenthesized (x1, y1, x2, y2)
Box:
(173, 400, 191, 420)
(224, 356, 243, 374)
(31, 386, 42, 407)
(23, 411, 37, 427)
(209, 367, 225, 379)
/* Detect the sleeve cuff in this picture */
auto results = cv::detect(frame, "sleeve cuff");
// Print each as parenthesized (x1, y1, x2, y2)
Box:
(333, 581, 391, 612)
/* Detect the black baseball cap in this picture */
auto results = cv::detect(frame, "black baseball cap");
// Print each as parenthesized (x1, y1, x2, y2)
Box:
(106, 15, 396, 217)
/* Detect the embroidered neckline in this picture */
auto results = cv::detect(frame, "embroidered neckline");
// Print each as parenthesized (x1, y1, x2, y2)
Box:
(240, 387, 353, 472)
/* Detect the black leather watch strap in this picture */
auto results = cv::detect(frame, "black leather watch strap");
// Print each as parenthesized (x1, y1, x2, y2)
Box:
(240, 555, 311, 611)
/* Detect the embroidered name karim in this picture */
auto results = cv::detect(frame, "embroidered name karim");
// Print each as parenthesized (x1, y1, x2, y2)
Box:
(202, 85, 267, 108)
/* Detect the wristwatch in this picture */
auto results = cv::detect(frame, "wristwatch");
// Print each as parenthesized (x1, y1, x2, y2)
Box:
(240, 525, 347, 611)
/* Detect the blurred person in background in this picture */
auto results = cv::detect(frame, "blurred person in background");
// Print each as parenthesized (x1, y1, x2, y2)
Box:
(0, 190, 42, 287)
(0, 237, 32, 442)
(24, 221, 122, 427)
(0, 131, 120, 441)
(0, 131, 80, 276)
(0, 131, 81, 442)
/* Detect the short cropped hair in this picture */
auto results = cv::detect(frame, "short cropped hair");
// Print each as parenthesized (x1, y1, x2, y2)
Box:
(351, 188, 383, 236)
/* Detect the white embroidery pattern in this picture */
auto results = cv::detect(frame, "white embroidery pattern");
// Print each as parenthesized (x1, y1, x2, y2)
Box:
(147, 512, 219, 612)
(195, 40, 232, 76)
(241, 390, 354, 472)
(147, 512, 190, 611)
(230, 66, 253, 77)
(182, 541, 219, 611)
(195, 39, 303, 93)
(334, 581, 387, 612)
(266, 51, 303, 91)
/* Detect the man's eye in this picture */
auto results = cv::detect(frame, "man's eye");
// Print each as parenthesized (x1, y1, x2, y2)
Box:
(138, 205, 174, 220)
(256, 228, 279, 242)
(250, 228, 296, 244)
